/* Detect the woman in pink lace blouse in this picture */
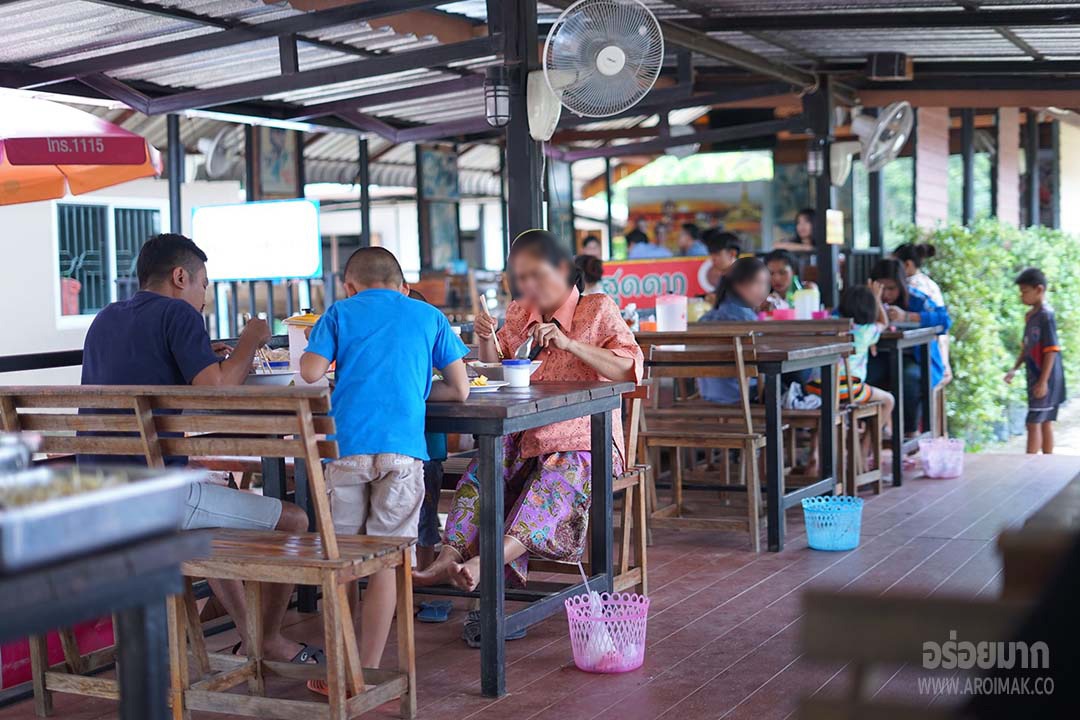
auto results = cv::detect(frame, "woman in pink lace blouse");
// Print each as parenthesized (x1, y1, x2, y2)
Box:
(414, 230, 643, 594)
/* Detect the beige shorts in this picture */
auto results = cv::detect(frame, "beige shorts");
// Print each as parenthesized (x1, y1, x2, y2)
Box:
(326, 454, 424, 539)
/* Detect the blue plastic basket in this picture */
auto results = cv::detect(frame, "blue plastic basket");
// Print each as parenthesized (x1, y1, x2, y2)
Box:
(801, 496, 864, 551)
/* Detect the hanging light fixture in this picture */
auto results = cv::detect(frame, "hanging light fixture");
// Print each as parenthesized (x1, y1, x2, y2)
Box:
(806, 137, 825, 177)
(484, 66, 511, 128)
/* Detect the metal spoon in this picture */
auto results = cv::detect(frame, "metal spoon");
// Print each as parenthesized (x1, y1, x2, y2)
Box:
(515, 336, 533, 360)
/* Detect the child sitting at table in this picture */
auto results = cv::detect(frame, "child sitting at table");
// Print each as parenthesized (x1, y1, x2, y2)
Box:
(698, 256, 770, 405)
(300, 247, 470, 690)
(808, 284, 895, 436)
(1005, 267, 1066, 454)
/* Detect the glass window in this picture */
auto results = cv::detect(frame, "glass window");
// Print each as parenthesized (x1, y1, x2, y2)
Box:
(57, 204, 109, 316)
(57, 203, 162, 316)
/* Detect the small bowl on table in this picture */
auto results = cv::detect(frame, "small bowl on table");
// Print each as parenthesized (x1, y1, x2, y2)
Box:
(467, 360, 542, 383)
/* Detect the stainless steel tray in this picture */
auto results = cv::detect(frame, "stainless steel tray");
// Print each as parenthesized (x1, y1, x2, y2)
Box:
(0, 465, 202, 573)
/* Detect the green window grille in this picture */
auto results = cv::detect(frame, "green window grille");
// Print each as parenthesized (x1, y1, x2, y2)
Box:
(114, 208, 161, 300)
(57, 204, 109, 314)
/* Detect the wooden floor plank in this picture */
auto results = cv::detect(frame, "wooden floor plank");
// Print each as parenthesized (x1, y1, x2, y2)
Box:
(2, 454, 1076, 720)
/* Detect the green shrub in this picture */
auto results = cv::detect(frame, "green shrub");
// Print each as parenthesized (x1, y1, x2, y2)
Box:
(889, 219, 1079, 448)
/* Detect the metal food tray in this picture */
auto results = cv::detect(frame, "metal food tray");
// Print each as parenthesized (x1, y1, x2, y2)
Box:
(0, 465, 202, 574)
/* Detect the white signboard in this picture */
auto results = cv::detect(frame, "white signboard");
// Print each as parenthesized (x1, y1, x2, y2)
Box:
(192, 199, 322, 281)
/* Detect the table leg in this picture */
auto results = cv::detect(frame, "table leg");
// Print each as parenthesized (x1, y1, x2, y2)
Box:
(764, 372, 784, 552)
(116, 600, 170, 720)
(919, 344, 935, 437)
(260, 457, 286, 501)
(478, 434, 506, 698)
(819, 362, 837, 487)
(292, 458, 318, 613)
(590, 411, 614, 591)
(889, 348, 904, 487)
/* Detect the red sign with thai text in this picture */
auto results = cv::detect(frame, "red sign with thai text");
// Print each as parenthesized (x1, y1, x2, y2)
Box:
(2, 136, 148, 166)
(600, 256, 716, 309)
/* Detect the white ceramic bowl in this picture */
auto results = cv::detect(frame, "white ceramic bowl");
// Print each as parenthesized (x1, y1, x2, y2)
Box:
(245, 370, 297, 386)
(467, 360, 542, 383)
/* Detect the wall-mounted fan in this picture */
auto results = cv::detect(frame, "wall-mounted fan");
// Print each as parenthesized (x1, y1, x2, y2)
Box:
(197, 127, 236, 180)
(830, 101, 914, 185)
(543, 0, 664, 118)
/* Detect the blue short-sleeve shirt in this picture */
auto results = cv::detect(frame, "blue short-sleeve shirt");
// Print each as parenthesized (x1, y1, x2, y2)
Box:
(305, 289, 469, 460)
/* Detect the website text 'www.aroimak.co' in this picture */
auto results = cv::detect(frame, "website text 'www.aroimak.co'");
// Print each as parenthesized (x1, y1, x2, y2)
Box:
(917, 676, 1055, 696)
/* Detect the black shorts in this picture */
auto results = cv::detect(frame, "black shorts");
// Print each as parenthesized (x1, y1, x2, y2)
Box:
(1026, 405, 1059, 424)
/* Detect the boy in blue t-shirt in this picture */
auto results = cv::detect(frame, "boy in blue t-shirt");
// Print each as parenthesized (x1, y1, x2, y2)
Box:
(300, 247, 469, 678)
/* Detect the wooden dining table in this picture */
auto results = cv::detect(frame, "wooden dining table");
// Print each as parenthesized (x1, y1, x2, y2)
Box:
(422, 380, 633, 698)
(645, 337, 852, 552)
(874, 325, 944, 485)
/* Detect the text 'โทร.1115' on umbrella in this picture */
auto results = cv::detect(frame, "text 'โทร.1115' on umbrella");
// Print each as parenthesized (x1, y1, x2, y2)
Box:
(0, 96, 162, 206)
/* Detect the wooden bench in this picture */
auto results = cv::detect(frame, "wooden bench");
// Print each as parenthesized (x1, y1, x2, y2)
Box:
(998, 470, 1080, 600)
(0, 385, 416, 720)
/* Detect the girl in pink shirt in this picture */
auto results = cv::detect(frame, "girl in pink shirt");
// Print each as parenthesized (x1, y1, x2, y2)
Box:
(414, 230, 643, 593)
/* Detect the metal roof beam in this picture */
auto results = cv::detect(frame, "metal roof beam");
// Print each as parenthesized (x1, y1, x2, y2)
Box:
(550, 115, 806, 161)
(288, 75, 484, 121)
(145, 35, 499, 115)
(557, 82, 796, 127)
(681, 8, 1080, 31)
(22, 0, 451, 87)
(79, 73, 152, 113)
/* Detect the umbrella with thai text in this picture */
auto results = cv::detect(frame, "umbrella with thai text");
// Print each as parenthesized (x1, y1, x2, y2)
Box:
(0, 96, 163, 205)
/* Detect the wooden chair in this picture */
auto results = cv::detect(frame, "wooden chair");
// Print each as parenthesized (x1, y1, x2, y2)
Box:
(638, 335, 766, 551)
(529, 385, 650, 595)
(0, 385, 416, 720)
(841, 357, 884, 496)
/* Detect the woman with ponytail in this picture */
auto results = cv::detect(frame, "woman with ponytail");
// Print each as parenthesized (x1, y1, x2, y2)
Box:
(894, 243, 944, 306)
(415, 229, 643, 598)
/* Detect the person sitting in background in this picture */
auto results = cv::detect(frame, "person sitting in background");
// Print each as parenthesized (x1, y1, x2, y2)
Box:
(865, 258, 952, 437)
(574, 253, 605, 295)
(581, 235, 602, 259)
(300, 247, 470, 689)
(80, 233, 316, 665)
(808, 284, 894, 435)
(698, 257, 770, 405)
(773, 208, 817, 254)
(703, 230, 742, 291)
(893, 242, 944, 306)
(763, 248, 816, 309)
(895, 242, 953, 385)
(677, 223, 709, 256)
(626, 228, 673, 259)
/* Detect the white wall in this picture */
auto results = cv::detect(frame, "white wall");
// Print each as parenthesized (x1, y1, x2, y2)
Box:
(0, 178, 241, 383)
(1058, 122, 1080, 236)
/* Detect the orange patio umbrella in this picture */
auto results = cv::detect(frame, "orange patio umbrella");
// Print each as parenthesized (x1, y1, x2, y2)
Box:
(0, 96, 163, 206)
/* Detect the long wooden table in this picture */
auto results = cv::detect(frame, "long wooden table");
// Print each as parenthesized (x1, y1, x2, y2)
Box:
(423, 381, 632, 698)
(646, 338, 852, 551)
(875, 326, 943, 485)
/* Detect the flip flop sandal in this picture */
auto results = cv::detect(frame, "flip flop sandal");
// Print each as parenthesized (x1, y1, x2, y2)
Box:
(461, 610, 526, 649)
(232, 642, 324, 665)
(417, 600, 453, 623)
(291, 644, 325, 665)
(306, 679, 355, 697)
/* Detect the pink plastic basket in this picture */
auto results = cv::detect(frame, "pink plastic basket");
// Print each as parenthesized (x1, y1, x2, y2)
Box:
(565, 591, 650, 673)
(918, 437, 966, 478)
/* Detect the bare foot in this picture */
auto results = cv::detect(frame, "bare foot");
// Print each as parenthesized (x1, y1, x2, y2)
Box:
(412, 563, 452, 587)
(447, 559, 479, 592)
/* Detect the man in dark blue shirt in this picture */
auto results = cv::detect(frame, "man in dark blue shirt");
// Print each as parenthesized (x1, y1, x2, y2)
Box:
(82, 233, 318, 665)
